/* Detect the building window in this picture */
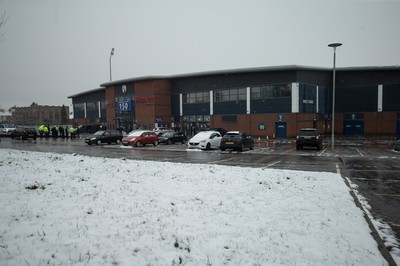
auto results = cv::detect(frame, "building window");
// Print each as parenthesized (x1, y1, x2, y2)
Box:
(74, 103, 85, 111)
(86, 102, 97, 110)
(100, 101, 106, 110)
(214, 88, 246, 102)
(183, 92, 210, 104)
(251, 84, 291, 100)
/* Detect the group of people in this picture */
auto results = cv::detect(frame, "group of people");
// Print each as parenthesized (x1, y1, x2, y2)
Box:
(38, 125, 78, 139)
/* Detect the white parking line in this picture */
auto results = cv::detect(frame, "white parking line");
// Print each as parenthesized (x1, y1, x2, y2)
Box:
(318, 148, 327, 156)
(263, 161, 281, 168)
(356, 148, 365, 157)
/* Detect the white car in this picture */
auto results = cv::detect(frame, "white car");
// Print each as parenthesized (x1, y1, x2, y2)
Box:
(187, 131, 222, 150)
(0, 124, 16, 135)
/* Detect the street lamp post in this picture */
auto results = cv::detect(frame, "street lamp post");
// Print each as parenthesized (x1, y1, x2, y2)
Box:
(109, 48, 115, 81)
(328, 42, 342, 151)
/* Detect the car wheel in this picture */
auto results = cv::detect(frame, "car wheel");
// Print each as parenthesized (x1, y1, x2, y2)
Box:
(153, 140, 159, 146)
(206, 143, 211, 150)
(250, 142, 254, 150)
(96, 140, 102, 145)
(116, 139, 121, 145)
(167, 140, 172, 145)
(220, 147, 225, 151)
(240, 143, 245, 152)
(181, 140, 185, 144)
(318, 143, 322, 150)
(296, 145, 300, 150)
(135, 141, 141, 147)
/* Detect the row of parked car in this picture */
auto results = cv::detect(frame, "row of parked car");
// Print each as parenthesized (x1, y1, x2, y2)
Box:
(7, 124, 400, 152)
(83, 128, 256, 152)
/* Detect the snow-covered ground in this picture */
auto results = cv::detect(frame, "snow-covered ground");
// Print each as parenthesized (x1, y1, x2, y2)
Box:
(0, 148, 396, 265)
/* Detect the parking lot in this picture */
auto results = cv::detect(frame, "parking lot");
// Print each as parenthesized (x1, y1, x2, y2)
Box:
(1, 136, 399, 252)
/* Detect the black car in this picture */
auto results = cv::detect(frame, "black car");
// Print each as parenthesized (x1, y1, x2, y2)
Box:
(158, 131, 187, 144)
(296, 128, 322, 150)
(85, 130, 123, 145)
(11, 127, 38, 140)
(220, 131, 254, 152)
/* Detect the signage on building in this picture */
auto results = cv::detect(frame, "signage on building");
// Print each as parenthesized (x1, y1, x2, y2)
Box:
(122, 85, 127, 94)
(302, 99, 314, 104)
(278, 114, 283, 121)
(117, 100, 132, 112)
(258, 124, 266, 130)
(135, 97, 154, 104)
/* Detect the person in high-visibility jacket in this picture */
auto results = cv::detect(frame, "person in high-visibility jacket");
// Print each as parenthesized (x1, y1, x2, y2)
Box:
(38, 124, 48, 138)
(68, 126, 76, 139)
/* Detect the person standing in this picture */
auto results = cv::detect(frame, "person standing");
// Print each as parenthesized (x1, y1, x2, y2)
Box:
(65, 126, 69, 139)
(59, 126, 65, 138)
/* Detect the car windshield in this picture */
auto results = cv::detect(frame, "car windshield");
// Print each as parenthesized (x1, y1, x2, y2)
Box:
(94, 131, 105, 136)
(163, 132, 174, 137)
(128, 131, 145, 137)
(225, 132, 240, 137)
(299, 130, 317, 136)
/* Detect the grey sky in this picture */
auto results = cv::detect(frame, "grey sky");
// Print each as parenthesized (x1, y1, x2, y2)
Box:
(0, 0, 399, 110)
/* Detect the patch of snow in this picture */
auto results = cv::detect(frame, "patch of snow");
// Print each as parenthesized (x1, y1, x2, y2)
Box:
(0, 148, 392, 265)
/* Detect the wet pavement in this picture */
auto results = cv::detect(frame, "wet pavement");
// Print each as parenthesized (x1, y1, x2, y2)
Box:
(1, 136, 399, 250)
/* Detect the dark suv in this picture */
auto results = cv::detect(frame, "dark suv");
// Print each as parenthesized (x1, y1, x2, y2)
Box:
(11, 127, 38, 140)
(296, 128, 322, 150)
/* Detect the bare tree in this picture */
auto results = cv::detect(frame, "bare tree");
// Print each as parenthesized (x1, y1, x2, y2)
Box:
(0, 11, 9, 43)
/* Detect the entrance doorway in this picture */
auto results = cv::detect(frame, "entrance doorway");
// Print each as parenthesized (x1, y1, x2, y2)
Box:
(275, 122, 287, 140)
(343, 120, 364, 137)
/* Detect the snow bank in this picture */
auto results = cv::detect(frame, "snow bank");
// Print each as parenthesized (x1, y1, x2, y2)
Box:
(0, 149, 388, 265)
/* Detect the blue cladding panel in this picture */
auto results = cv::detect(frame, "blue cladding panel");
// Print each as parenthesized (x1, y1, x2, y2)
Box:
(336, 86, 377, 112)
(214, 101, 246, 115)
(183, 103, 210, 115)
(383, 84, 400, 111)
(251, 98, 291, 114)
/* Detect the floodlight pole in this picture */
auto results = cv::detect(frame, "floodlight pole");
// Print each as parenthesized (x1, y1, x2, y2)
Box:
(109, 48, 115, 81)
(328, 43, 342, 151)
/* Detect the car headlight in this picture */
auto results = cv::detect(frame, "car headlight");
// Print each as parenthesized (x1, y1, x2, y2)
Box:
(90, 137, 96, 140)
(199, 139, 207, 143)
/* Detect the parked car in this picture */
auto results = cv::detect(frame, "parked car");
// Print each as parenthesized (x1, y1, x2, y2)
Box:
(79, 124, 105, 134)
(200, 127, 227, 137)
(11, 127, 37, 140)
(159, 131, 187, 144)
(296, 128, 322, 150)
(122, 130, 159, 147)
(85, 130, 123, 145)
(153, 127, 172, 136)
(188, 131, 222, 150)
(0, 124, 16, 135)
(394, 136, 400, 151)
(220, 131, 254, 152)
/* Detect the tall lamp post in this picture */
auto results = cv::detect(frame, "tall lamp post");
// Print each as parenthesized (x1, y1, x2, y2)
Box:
(109, 48, 115, 81)
(328, 42, 342, 151)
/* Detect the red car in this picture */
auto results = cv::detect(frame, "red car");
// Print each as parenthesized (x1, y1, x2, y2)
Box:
(122, 130, 159, 147)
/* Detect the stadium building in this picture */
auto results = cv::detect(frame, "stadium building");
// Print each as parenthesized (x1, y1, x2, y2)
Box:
(68, 65, 400, 138)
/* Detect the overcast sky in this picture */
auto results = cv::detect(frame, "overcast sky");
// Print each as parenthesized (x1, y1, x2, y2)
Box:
(0, 0, 399, 110)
